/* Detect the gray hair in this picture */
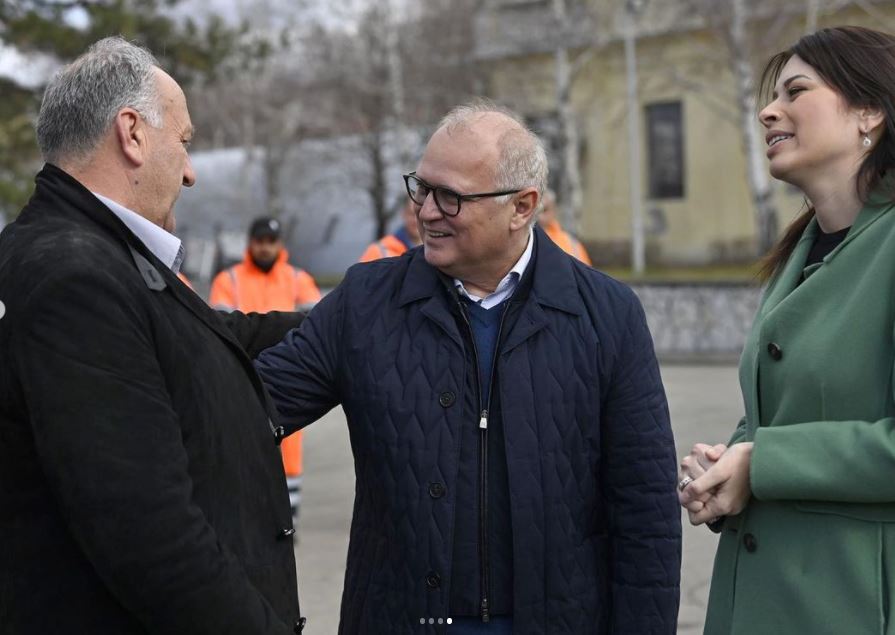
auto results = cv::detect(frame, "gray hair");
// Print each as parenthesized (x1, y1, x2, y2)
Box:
(436, 99, 549, 223)
(37, 36, 163, 165)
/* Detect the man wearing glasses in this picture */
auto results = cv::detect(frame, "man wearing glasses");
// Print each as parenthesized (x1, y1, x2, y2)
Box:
(256, 101, 680, 634)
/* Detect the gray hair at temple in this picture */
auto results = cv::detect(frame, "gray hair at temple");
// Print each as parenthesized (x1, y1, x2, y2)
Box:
(437, 99, 548, 224)
(36, 36, 163, 166)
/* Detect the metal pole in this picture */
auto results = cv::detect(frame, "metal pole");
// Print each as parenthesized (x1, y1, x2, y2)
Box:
(624, 1, 645, 274)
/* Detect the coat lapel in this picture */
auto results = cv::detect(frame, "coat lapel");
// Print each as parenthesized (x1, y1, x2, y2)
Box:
(761, 195, 895, 321)
(398, 249, 465, 349)
(743, 194, 895, 432)
(501, 227, 584, 356)
(36, 164, 252, 365)
(758, 221, 816, 320)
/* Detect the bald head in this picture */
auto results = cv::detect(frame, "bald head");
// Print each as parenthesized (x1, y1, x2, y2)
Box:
(435, 102, 548, 212)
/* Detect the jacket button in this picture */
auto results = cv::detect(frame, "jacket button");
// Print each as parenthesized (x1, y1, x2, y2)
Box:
(294, 617, 307, 633)
(428, 482, 446, 499)
(425, 572, 441, 589)
(743, 532, 757, 553)
(767, 342, 782, 361)
(277, 527, 296, 540)
(438, 391, 456, 407)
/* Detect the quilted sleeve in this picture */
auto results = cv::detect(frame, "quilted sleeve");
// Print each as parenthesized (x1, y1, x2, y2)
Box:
(254, 282, 344, 433)
(602, 294, 681, 634)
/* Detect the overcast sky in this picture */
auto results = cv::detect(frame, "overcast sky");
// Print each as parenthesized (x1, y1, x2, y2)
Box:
(0, 0, 375, 87)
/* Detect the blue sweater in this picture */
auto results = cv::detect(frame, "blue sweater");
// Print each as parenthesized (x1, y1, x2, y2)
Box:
(450, 297, 513, 617)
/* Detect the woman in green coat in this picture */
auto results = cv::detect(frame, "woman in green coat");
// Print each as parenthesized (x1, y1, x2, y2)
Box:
(679, 26, 895, 634)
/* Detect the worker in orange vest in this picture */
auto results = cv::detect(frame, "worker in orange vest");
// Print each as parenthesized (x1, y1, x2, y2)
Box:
(358, 199, 421, 262)
(538, 189, 592, 265)
(209, 216, 321, 524)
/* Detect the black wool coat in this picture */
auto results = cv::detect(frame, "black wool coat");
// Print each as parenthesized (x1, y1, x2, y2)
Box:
(0, 164, 304, 634)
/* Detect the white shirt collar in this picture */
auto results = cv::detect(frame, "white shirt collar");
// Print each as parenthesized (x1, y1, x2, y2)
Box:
(454, 229, 533, 310)
(92, 193, 184, 273)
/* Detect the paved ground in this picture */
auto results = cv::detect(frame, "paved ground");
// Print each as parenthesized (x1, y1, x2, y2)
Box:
(294, 363, 742, 634)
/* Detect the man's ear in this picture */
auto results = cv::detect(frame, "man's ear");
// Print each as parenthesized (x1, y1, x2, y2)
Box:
(113, 108, 147, 168)
(510, 188, 539, 231)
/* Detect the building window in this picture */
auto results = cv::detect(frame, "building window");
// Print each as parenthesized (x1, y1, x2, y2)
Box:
(646, 101, 685, 199)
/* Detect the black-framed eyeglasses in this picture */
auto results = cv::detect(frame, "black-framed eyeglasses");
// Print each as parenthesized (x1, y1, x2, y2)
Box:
(403, 172, 522, 217)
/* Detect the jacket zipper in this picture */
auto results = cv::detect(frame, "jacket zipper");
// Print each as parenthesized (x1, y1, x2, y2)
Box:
(457, 298, 510, 623)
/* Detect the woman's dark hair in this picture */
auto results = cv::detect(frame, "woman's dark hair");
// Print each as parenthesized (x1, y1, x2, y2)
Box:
(757, 26, 895, 282)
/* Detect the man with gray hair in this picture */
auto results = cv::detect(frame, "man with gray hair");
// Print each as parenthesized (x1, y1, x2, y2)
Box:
(255, 101, 681, 634)
(0, 37, 305, 633)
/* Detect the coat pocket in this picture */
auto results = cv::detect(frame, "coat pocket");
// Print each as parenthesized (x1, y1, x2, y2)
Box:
(795, 501, 895, 523)
(796, 502, 893, 634)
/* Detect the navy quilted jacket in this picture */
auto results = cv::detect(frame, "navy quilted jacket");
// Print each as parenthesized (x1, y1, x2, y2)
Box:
(256, 228, 681, 634)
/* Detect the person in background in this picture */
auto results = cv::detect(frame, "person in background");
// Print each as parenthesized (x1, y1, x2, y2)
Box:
(177, 271, 194, 289)
(255, 100, 680, 634)
(209, 216, 321, 523)
(679, 26, 895, 635)
(0, 36, 305, 634)
(358, 198, 422, 262)
(537, 188, 592, 265)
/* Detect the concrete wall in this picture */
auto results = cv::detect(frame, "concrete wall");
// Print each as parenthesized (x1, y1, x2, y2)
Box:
(631, 282, 761, 361)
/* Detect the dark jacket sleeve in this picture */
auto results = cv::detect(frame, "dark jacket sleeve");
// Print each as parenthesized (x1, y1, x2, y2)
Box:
(254, 284, 343, 432)
(11, 268, 293, 635)
(219, 309, 306, 359)
(601, 292, 681, 634)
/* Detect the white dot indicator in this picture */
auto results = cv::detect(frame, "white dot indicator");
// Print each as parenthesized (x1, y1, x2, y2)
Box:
(429, 618, 435, 624)
(447, 618, 453, 624)
(438, 618, 444, 624)
(420, 618, 425, 625)
(0, 300, 5, 320)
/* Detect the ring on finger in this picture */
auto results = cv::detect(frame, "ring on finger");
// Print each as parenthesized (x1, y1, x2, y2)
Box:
(678, 476, 693, 491)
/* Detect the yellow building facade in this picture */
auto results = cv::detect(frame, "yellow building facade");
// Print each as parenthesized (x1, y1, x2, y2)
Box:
(476, 1, 895, 266)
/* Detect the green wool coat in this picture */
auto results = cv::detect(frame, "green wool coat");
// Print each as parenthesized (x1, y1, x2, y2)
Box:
(704, 193, 895, 635)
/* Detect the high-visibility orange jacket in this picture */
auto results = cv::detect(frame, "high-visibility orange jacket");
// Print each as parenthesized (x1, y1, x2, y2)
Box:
(541, 218, 593, 265)
(358, 226, 419, 263)
(209, 249, 321, 313)
(359, 234, 408, 262)
(208, 249, 320, 476)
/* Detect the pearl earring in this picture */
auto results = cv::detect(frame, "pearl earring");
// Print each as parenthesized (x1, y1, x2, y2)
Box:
(863, 134, 872, 147)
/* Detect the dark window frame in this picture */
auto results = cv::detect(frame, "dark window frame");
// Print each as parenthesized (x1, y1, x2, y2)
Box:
(645, 101, 685, 200)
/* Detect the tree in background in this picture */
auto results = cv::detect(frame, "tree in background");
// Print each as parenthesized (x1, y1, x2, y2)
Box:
(187, 0, 485, 241)
(0, 0, 244, 218)
(326, 0, 484, 239)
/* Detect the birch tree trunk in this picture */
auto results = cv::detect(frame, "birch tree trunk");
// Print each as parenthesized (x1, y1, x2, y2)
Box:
(805, 0, 820, 33)
(727, 0, 778, 254)
(553, 0, 584, 233)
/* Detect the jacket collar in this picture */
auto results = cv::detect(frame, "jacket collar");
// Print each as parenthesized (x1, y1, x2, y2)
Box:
(761, 192, 895, 316)
(32, 163, 145, 250)
(31, 164, 249, 349)
(817, 190, 895, 265)
(397, 226, 585, 317)
(26, 164, 278, 418)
